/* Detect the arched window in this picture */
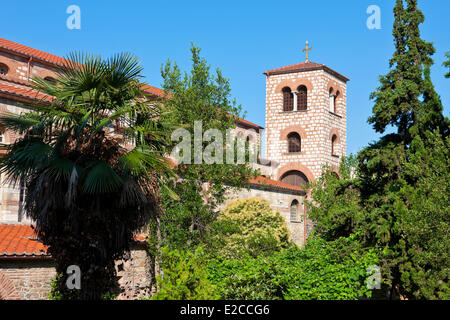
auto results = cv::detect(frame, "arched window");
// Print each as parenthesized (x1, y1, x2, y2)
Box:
(334, 91, 340, 113)
(282, 87, 294, 112)
(290, 199, 299, 221)
(329, 88, 335, 113)
(44, 76, 57, 84)
(0, 63, 9, 75)
(281, 170, 309, 187)
(331, 134, 338, 156)
(297, 85, 307, 111)
(287, 132, 301, 153)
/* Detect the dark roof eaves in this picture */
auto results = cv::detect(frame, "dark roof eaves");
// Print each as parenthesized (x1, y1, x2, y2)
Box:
(264, 65, 349, 83)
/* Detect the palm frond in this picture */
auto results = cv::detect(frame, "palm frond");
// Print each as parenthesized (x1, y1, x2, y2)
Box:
(82, 160, 123, 194)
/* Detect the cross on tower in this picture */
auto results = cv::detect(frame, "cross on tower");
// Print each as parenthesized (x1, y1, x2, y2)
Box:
(303, 41, 312, 63)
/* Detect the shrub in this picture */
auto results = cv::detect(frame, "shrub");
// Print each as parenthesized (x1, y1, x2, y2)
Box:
(211, 198, 290, 259)
(152, 247, 218, 300)
(208, 236, 379, 300)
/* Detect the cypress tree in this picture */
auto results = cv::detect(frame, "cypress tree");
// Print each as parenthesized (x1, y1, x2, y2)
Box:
(444, 52, 450, 78)
(369, 0, 436, 144)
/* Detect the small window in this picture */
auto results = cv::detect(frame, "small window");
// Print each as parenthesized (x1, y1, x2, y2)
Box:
(0, 128, 5, 143)
(44, 76, 57, 84)
(331, 134, 338, 156)
(287, 132, 301, 153)
(297, 85, 307, 111)
(0, 63, 9, 75)
(282, 87, 294, 112)
(290, 199, 299, 222)
(334, 91, 340, 113)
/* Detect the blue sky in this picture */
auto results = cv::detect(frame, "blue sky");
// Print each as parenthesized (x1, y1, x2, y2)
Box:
(2, 0, 449, 155)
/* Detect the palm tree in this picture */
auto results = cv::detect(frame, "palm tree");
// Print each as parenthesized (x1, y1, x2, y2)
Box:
(0, 53, 175, 300)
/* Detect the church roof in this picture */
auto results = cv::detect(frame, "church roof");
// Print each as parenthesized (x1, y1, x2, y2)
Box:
(0, 38, 263, 130)
(0, 224, 147, 259)
(249, 176, 306, 194)
(0, 224, 49, 258)
(263, 61, 349, 82)
(0, 38, 67, 66)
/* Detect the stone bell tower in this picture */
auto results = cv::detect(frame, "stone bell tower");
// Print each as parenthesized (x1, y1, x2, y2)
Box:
(264, 42, 349, 187)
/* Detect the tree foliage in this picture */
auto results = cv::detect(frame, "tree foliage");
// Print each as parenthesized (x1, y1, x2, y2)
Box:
(444, 52, 450, 78)
(308, 0, 449, 300)
(208, 236, 378, 300)
(155, 44, 258, 252)
(152, 247, 218, 300)
(0, 53, 174, 300)
(210, 198, 290, 259)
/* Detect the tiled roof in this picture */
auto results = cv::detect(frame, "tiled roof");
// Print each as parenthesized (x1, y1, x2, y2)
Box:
(0, 224, 49, 257)
(140, 84, 169, 98)
(235, 117, 264, 130)
(0, 38, 68, 66)
(0, 224, 148, 259)
(264, 61, 349, 82)
(250, 176, 306, 193)
(0, 82, 52, 102)
(0, 38, 264, 130)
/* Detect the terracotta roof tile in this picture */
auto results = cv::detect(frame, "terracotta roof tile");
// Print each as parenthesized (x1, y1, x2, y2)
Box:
(0, 82, 52, 102)
(0, 224, 148, 258)
(249, 176, 307, 193)
(0, 38, 68, 66)
(0, 38, 264, 130)
(0, 224, 49, 257)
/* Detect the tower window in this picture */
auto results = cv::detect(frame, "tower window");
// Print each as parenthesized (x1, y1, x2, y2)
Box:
(0, 63, 9, 75)
(287, 132, 301, 153)
(329, 88, 340, 114)
(282, 87, 294, 112)
(297, 85, 307, 111)
(331, 134, 338, 156)
(290, 199, 299, 222)
(281, 170, 309, 187)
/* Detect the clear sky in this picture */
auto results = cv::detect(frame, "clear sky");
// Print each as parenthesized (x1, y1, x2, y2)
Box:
(2, 0, 449, 155)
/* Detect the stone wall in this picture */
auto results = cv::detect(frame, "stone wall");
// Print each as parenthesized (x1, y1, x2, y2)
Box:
(0, 259, 56, 300)
(224, 186, 310, 247)
(115, 244, 153, 300)
(0, 98, 33, 223)
(0, 246, 152, 300)
(265, 68, 347, 182)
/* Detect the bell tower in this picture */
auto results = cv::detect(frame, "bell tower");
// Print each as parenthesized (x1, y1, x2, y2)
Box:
(264, 42, 349, 187)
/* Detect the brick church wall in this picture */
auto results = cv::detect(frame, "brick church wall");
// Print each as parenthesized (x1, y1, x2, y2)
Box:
(0, 246, 152, 300)
(265, 69, 347, 182)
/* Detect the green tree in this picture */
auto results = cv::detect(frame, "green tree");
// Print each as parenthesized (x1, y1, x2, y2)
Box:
(444, 52, 450, 78)
(152, 247, 218, 300)
(0, 53, 174, 300)
(309, 0, 449, 299)
(210, 198, 290, 259)
(208, 237, 378, 300)
(155, 44, 258, 252)
(369, 0, 436, 144)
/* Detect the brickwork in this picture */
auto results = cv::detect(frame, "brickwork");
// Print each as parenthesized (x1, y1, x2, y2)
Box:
(0, 260, 56, 300)
(265, 67, 347, 182)
(0, 246, 152, 300)
(115, 245, 153, 300)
